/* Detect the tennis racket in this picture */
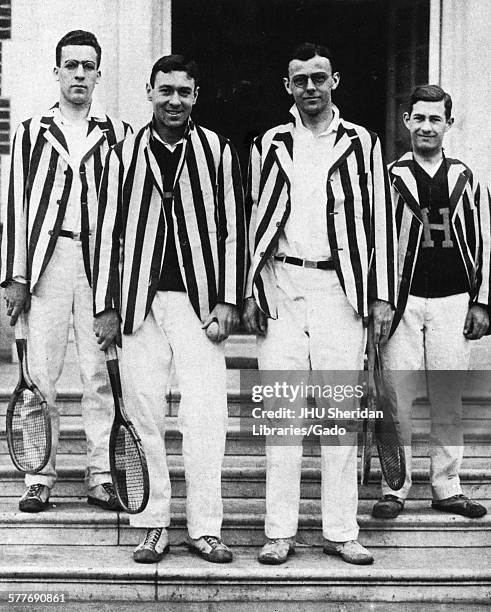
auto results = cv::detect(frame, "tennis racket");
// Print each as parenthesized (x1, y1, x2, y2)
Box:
(373, 345, 406, 491)
(105, 344, 149, 514)
(6, 311, 51, 474)
(360, 388, 375, 485)
(359, 331, 375, 485)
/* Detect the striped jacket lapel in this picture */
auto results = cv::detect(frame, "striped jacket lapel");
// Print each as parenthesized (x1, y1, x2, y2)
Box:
(447, 158, 471, 218)
(390, 154, 423, 222)
(41, 116, 71, 165)
(327, 123, 356, 178)
(144, 145, 165, 199)
(271, 130, 294, 188)
(80, 119, 107, 164)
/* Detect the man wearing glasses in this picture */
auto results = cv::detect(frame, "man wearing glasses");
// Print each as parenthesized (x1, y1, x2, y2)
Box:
(1, 30, 131, 513)
(243, 42, 396, 565)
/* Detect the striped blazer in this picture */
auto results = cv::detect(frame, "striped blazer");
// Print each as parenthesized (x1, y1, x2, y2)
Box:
(246, 114, 397, 318)
(93, 121, 246, 335)
(389, 152, 491, 334)
(0, 105, 131, 289)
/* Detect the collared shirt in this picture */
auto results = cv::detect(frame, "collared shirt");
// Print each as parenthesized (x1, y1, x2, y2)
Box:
(277, 104, 340, 261)
(53, 104, 103, 233)
(151, 126, 185, 152)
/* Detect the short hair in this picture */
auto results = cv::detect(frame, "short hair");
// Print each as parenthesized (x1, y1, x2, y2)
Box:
(288, 42, 336, 73)
(408, 84, 452, 120)
(149, 54, 199, 87)
(56, 30, 102, 68)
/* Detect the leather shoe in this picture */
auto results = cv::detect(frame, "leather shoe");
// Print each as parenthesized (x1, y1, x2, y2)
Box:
(372, 494, 405, 519)
(87, 482, 120, 511)
(258, 537, 296, 565)
(185, 536, 233, 563)
(133, 528, 170, 563)
(19, 484, 50, 513)
(323, 540, 374, 565)
(431, 494, 487, 518)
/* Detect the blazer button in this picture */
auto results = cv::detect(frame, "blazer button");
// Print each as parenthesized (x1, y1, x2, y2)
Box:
(181, 240, 188, 247)
(260, 252, 264, 257)
(276, 222, 281, 227)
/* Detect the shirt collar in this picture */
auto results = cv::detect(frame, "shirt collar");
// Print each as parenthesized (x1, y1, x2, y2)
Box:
(150, 123, 185, 148)
(289, 104, 340, 136)
(150, 116, 193, 144)
(52, 101, 105, 126)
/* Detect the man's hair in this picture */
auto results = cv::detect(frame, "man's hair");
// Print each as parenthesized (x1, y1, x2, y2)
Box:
(288, 42, 336, 73)
(56, 30, 101, 67)
(408, 84, 452, 120)
(149, 54, 199, 87)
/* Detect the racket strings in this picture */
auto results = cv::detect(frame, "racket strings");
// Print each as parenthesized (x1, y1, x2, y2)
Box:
(10, 390, 49, 472)
(376, 418, 406, 490)
(113, 425, 146, 512)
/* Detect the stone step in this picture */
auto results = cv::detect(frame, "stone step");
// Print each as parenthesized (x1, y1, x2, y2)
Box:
(2, 386, 491, 418)
(1, 421, 490, 458)
(1, 387, 487, 406)
(1, 455, 489, 500)
(2, 361, 491, 404)
(0, 498, 489, 548)
(1, 544, 490, 607)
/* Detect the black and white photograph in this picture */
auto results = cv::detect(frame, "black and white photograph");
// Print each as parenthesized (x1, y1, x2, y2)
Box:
(0, 0, 490, 610)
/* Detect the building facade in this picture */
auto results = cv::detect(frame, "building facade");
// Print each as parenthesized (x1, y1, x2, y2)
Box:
(0, 0, 490, 355)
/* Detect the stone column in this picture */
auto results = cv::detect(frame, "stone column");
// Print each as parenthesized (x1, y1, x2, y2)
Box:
(431, 0, 491, 179)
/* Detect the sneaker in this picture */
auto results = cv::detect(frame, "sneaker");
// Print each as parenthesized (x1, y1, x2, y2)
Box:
(133, 528, 170, 563)
(372, 494, 405, 519)
(258, 537, 296, 565)
(431, 494, 487, 518)
(185, 535, 233, 563)
(323, 540, 374, 565)
(19, 484, 50, 513)
(87, 482, 120, 511)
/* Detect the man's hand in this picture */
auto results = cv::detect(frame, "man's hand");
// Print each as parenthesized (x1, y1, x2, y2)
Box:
(94, 309, 121, 351)
(242, 296, 267, 335)
(202, 303, 240, 343)
(463, 304, 489, 340)
(368, 299, 394, 346)
(4, 281, 30, 326)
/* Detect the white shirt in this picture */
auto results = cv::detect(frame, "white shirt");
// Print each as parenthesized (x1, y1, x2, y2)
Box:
(53, 106, 94, 234)
(151, 127, 185, 153)
(277, 104, 341, 260)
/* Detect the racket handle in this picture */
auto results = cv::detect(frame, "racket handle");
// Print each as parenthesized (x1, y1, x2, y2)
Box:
(15, 311, 28, 340)
(106, 344, 118, 361)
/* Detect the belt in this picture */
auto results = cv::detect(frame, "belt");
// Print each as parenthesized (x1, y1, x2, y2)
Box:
(49, 229, 90, 241)
(274, 255, 335, 270)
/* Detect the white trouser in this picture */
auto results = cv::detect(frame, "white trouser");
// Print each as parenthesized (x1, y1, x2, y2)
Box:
(380, 293, 471, 500)
(120, 292, 228, 537)
(257, 263, 365, 542)
(25, 238, 113, 490)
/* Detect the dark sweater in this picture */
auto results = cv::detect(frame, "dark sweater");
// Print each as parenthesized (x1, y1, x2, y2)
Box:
(410, 160, 469, 298)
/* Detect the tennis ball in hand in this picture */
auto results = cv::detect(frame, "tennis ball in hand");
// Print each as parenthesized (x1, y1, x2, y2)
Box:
(206, 320, 220, 342)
